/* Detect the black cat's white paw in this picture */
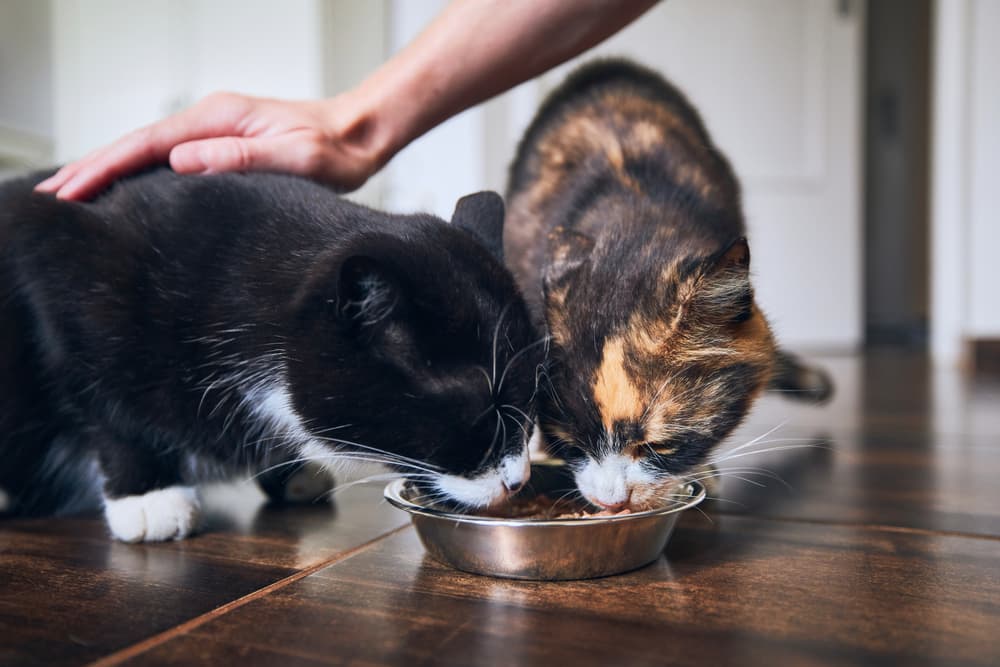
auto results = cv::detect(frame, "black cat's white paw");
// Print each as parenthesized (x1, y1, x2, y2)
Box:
(103, 486, 201, 542)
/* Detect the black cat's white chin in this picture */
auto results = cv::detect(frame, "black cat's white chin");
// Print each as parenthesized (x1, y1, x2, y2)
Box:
(430, 447, 531, 509)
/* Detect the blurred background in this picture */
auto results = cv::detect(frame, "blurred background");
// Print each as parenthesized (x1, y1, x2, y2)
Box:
(0, 0, 996, 370)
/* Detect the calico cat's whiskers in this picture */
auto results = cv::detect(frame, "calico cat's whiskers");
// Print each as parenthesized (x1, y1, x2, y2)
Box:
(709, 421, 787, 459)
(683, 466, 790, 489)
(709, 439, 831, 465)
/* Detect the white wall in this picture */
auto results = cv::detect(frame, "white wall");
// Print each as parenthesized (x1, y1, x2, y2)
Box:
(0, 0, 53, 173)
(380, 0, 486, 217)
(380, 0, 864, 351)
(965, 0, 1000, 338)
(39, 1, 869, 350)
(931, 0, 1000, 365)
(50, 0, 382, 161)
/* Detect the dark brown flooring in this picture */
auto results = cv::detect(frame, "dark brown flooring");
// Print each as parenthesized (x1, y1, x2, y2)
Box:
(2, 350, 999, 666)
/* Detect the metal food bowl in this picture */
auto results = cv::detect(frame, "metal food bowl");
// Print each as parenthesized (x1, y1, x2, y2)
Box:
(384, 460, 706, 580)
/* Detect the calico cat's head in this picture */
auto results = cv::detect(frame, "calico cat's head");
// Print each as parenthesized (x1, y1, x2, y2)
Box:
(287, 192, 544, 509)
(539, 229, 776, 512)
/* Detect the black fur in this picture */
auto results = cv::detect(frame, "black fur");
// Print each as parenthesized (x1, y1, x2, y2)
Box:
(0, 169, 541, 517)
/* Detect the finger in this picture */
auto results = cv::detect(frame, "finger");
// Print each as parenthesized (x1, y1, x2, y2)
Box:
(52, 95, 251, 200)
(169, 133, 326, 178)
(34, 145, 109, 193)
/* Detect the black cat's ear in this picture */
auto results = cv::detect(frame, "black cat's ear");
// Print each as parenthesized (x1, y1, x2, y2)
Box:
(692, 237, 753, 321)
(451, 191, 506, 261)
(542, 226, 595, 292)
(336, 256, 400, 328)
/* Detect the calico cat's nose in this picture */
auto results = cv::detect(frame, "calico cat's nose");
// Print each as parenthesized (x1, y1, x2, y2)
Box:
(593, 498, 630, 513)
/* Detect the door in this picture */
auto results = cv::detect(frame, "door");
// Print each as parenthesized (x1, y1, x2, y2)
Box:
(533, 0, 864, 350)
(385, 0, 864, 350)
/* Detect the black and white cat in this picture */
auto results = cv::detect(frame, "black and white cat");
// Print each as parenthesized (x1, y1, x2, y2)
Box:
(0, 169, 543, 541)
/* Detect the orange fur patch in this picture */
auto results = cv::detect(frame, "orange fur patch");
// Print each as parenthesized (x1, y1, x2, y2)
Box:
(592, 337, 643, 431)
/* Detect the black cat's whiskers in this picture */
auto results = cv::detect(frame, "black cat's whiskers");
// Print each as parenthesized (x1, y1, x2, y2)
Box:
(247, 450, 437, 485)
(501, 408, 532, 441)
(475, 411, 505, 471)
(311, 435, 446, 474)
(488, 303, 513, 397)
(475, 366, 494, 396)
(537, 366, 567, 414)
(495, 335, 550, 395)
(326, 471, 436, 497)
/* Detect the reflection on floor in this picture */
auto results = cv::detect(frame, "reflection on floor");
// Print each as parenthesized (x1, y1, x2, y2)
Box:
(2, 350, 998, 666)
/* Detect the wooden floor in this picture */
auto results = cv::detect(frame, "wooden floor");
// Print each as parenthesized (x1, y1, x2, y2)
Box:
(2, 350, 999, 666)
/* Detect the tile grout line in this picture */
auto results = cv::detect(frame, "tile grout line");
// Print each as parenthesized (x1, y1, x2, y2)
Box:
(708, 510, 1000, 541)
(86, 524, 412, 667)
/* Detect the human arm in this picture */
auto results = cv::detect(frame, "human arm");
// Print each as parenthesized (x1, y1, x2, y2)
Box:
(37, 0, 658, 200)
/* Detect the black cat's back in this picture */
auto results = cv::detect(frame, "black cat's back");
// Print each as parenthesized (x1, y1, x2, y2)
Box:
(1, 169, 544, 532)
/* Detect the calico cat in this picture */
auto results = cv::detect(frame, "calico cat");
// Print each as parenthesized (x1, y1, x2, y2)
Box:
(0, 169, 542, 541)
(505, 59, 832, 512)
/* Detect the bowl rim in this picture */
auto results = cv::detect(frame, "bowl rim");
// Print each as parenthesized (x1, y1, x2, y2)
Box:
(383, 477, 706, 527)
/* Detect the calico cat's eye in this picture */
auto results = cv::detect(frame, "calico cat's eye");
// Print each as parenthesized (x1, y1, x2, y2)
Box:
(643, 444, 677, 457)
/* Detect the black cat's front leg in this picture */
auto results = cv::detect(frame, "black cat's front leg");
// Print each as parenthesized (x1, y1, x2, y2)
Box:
(96, 435, 200, 542)
(256, 455, 336, 505)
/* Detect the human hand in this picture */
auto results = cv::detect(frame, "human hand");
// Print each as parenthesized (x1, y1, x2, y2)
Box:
(35, 91, 387, 200)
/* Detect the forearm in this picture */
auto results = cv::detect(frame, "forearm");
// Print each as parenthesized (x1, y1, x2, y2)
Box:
(37, 0, 656, 200)
(334, 0, 658, 168)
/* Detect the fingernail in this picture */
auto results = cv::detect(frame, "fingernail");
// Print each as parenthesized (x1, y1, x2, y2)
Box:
(34, 177, 57, 192)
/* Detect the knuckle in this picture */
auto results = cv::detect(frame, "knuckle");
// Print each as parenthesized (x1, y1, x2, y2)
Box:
(202, 91, 246, 111)
(234, 139, 253, 170)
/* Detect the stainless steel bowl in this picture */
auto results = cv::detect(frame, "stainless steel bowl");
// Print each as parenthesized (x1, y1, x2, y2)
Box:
(384, 460, 706, 580)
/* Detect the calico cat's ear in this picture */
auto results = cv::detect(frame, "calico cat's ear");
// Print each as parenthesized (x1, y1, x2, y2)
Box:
(336, 256, 400, 328)
(710, 236, 750, 272)
(451, 191, 506, 261)
(769, 349, 835, 403)
(691, 237, 753, 321)
(543, 226, 595, 291)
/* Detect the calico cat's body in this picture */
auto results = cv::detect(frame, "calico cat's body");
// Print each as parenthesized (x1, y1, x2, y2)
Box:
(505, 60, 831, 511)
(1, 169, 542, 540)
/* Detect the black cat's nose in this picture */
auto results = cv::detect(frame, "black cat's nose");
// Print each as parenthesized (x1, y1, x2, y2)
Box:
(503, 478, 526, 495)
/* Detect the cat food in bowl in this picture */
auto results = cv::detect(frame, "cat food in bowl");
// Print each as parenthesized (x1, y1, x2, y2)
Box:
(384, 460, 705, 580)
